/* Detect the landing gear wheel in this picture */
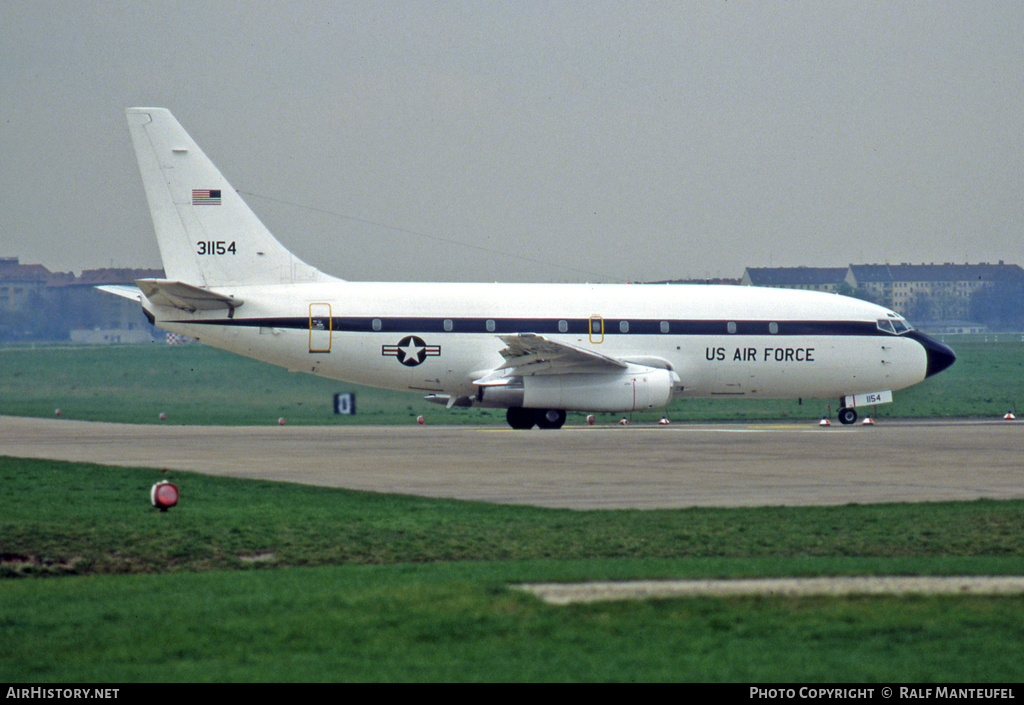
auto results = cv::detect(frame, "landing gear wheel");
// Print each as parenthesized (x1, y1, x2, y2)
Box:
(506, 407, 536, 430)
(535, 409, 567, 430)
(838, 407, 858, 425)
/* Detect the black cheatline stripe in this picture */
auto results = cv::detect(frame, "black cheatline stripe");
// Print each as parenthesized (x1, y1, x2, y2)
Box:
(169, 316, 885, 337)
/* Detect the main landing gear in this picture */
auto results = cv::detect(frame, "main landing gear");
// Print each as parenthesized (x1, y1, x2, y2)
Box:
(506, 407, 567, 430)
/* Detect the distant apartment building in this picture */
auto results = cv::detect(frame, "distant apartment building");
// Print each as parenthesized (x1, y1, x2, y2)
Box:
(0, 256, 164, 342)
(0, 257, 50, 312)
(846, 263, 1024, 320)
(56, 267, 164, 342)
(741, 261, 1024, 325)
(740, 267, 849, 293)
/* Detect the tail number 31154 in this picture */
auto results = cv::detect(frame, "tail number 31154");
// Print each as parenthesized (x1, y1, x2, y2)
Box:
(197, 241, 237, 255)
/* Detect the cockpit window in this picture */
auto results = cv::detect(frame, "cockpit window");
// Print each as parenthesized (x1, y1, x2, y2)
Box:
(891, 318, 912, 334)
(877, 316, 913, 335)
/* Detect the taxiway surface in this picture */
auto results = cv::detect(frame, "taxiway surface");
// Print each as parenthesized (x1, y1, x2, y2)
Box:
(3, 415, 1021, 509)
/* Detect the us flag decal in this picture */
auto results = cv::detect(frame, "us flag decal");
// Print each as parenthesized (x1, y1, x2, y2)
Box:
(192, 189, 222, 205)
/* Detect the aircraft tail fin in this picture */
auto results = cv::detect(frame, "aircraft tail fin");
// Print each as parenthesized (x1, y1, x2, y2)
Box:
(126, 108, 338, 287)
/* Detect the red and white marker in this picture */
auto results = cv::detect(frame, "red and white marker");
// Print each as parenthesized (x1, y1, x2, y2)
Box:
(150, 481, 179, 511)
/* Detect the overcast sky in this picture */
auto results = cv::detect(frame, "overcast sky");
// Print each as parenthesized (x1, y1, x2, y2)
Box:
(2, 1, 1022, 283)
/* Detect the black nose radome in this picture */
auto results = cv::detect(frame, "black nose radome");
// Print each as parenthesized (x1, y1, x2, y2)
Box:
(908, 331, 957, 378)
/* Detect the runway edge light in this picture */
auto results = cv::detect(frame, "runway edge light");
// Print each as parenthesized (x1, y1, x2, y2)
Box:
(151, 481, 179, 512)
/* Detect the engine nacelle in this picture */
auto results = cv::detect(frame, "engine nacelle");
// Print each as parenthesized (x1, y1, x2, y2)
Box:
(478, 366, 676, 413)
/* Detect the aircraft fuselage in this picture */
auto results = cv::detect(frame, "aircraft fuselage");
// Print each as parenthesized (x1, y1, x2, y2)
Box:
(153, 281, 941, 406)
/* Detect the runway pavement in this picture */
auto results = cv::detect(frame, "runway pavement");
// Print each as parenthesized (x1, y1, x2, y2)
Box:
(2, 415, 1021, 509)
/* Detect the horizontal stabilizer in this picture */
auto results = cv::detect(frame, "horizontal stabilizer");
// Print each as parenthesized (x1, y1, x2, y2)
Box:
(135, 278, 242, 312)
(95, 285, 143, 303)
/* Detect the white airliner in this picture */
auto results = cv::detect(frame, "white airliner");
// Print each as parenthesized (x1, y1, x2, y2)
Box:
(105, 108, 955, 429)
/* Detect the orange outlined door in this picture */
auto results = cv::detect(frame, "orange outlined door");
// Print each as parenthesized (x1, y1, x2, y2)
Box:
(309, 303, 332, 353)
(588, 315, 604, 344)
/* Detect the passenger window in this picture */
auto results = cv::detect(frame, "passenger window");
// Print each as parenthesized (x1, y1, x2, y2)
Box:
(372, 318, 382, 331)
(443, 319, 453, 332)
(619, 320, 629, 334)
(558, 320, 568, 333)
(660, 321, 669, 334)
(486, 319, 496, 332)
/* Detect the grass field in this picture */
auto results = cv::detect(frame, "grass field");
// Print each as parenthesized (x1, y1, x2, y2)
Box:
(3, 341, 1023, 681)
(3, 456, 1024, 681)
(1, 338, 1021, 425)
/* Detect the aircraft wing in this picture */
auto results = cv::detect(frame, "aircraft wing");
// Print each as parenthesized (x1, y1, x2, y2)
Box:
(134, 279, 243, 312)
(493, 333, 629, 376)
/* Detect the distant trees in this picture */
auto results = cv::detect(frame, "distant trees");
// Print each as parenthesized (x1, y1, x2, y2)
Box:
(970, 282, 1024, 331)
(905, 292, 962, 323)
(834, 280, 1023, 330)
(0, 290, 69, 342)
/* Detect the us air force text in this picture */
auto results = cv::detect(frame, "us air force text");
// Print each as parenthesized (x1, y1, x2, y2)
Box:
(706, 347, 815, 362)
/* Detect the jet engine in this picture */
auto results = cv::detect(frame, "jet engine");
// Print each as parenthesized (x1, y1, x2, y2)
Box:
(478, 366, 676, 413)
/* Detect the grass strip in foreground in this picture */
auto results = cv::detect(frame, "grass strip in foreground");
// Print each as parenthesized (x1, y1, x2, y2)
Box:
(4, 456, 1024, 681)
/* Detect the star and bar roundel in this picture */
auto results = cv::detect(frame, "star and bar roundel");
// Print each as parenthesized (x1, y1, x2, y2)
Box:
(382, 336, 441, 367)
